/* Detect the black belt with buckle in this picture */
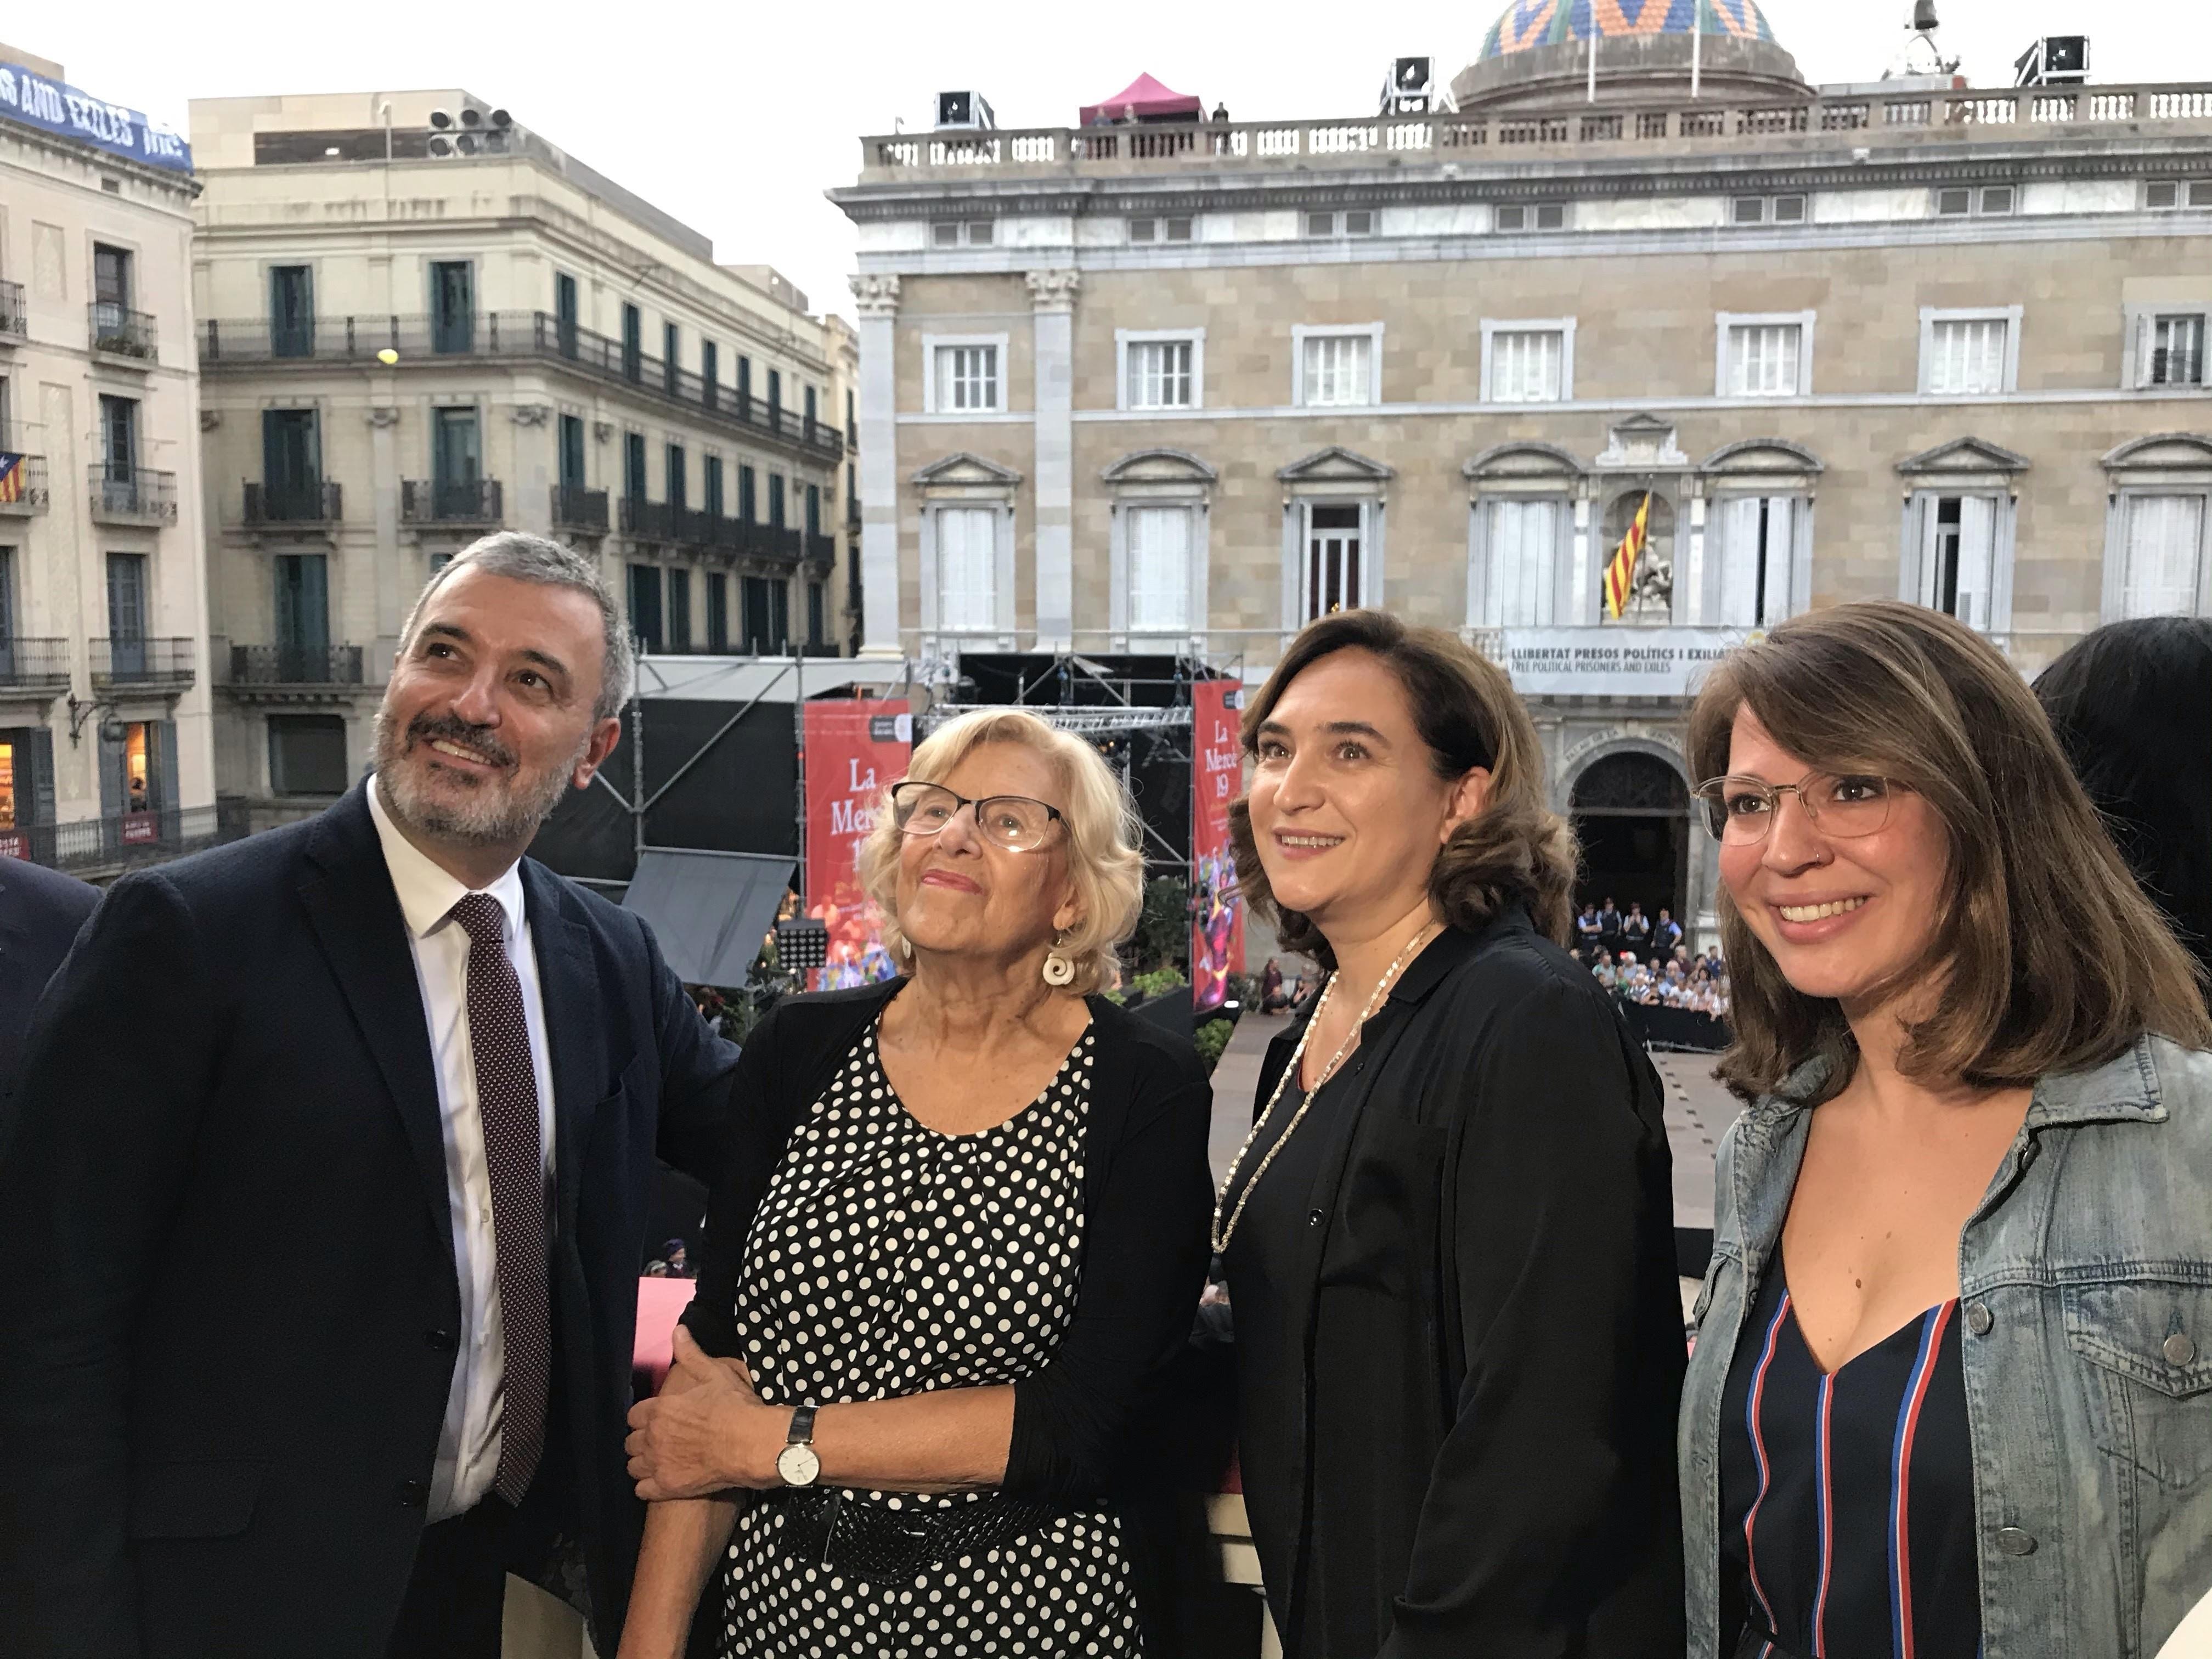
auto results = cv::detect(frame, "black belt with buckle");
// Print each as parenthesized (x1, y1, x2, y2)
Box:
(763, 1487, 1075, 1584)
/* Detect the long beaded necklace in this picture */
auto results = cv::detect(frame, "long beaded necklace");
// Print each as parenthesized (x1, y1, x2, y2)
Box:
(1210, 921, 1440, 1254)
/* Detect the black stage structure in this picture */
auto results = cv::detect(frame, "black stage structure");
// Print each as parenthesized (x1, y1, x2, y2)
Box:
(918, 651, 1242, 884)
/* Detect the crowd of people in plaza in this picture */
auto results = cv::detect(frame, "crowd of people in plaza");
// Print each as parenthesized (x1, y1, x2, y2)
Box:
(0, 528, 2208, 1659)
(1587, 943, 1730, 1015)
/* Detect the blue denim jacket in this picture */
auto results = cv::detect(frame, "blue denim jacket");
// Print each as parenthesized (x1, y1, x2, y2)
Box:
(1679, 1035, 2212, 1659)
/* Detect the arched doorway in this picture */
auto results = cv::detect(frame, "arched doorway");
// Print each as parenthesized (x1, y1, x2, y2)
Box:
(1571, 750, 1690, 939)
(1598, 489, 1677, 623)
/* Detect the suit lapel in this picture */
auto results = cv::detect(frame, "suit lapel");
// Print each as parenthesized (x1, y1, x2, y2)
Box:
(299, 785, 454, 1278)
(521, 859, 603, 1244)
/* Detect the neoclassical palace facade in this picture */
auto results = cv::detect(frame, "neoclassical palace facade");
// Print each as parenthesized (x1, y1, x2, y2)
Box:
(836, 6, 2212, 934)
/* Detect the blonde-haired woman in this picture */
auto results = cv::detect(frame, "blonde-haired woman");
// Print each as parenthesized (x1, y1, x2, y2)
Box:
(617, 708, 1214, 1659)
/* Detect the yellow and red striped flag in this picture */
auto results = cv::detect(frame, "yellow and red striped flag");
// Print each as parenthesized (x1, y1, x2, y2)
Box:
(1602, 492, 1651, 619)
(0, 455, 21, 506)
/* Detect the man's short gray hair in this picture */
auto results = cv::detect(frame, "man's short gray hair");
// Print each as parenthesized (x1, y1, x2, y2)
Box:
(399, 531, 635, 723)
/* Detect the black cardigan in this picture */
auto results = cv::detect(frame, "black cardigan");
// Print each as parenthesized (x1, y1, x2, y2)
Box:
(1232, 910, 1687, 1659)
(681, 979, 1215, 1499)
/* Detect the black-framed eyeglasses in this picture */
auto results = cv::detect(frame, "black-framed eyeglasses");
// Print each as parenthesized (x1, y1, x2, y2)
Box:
(1691, 771, 1908, 845)
(890, 781, 1065, 853)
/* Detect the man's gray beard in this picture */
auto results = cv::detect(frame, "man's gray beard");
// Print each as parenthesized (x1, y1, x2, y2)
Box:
(373, 706, 585, 848)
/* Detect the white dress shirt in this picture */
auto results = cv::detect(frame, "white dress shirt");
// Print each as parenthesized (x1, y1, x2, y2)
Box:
(368, 778, 557, 1522)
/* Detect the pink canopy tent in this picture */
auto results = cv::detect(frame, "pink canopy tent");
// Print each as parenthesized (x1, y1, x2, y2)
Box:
(1079, 72, 1204, 126)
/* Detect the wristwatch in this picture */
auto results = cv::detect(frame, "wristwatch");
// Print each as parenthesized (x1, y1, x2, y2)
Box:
(775, 1404, 821, 1488)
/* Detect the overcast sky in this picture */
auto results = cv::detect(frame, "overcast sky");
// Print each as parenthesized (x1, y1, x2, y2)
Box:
(19, 1, 2211, 324)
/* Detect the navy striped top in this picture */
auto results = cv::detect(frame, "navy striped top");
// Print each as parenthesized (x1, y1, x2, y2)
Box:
(1717, 1253, 1981, 1659)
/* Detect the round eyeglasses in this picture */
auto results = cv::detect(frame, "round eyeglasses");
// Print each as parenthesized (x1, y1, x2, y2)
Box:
(1691, 772, 1904, 845)
(890, 781, 1065, 853)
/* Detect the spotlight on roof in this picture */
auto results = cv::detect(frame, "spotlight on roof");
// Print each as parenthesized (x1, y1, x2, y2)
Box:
(488, 108, 512, 129)
(459, 107, 484, 129)
(2015, 33, 2090, 86)
(934, 90, 995, 131)
(428, 109, 454, 129)
(1381, 55, 1448, 115)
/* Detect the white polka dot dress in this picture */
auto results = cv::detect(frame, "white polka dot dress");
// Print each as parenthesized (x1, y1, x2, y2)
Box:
(715, 1022, 1144, 1657)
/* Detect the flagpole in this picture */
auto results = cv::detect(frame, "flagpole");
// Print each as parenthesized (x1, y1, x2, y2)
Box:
(1691, 0, 1703, 99)
(1588, 22, 1599, 103)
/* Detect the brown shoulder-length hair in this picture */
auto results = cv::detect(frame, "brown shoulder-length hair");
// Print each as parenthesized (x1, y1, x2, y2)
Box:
(1690, 599, 2212, 1103)
(1228, 610, 1576, 967)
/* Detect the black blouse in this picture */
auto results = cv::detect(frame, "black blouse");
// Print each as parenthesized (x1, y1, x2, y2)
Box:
(1222, 1073, 1357, 1659)
(1718, 1254, 1980, 1659)
(1225, 911, 1687, 1659)
(680, 980, 1215, 1499)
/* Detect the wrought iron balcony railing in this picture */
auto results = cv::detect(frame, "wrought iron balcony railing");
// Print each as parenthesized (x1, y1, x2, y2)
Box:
(90, 302, 157, 360)
(89, 466, 179, 524)
(619, 496, 678, 541)
(0, 280, 24, 340)
(92, 636, 196, 687)
(0, 802, 251, 875)
(229, 644, 366, 685)
(551, 484, 609, 532)
(0, 638, 72, 687)
(400, 478, 504, 526)
(805, 531, 837, 565)
(617, 501, 809, 563)
(198, 312, 844, 464)
(0, 452, 49, 514)
(243, 479, 343, 526)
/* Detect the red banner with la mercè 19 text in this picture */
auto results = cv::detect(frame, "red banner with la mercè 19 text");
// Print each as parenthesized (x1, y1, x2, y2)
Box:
(1191, 679, 1245, 1013)
(803, 698, 911, 991)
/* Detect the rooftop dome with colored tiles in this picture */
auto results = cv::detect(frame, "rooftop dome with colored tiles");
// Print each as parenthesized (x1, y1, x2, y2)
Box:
(1478, 0, 1780, 61)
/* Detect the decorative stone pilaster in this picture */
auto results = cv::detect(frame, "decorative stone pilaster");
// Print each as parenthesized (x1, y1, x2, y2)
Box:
(1026, 269, 1080, 650)
(850, 273, 903, 656)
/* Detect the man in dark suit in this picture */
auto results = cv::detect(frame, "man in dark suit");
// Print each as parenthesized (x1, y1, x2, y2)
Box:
(0, 533, 741, 1658)
(0, 856, 98, 1103)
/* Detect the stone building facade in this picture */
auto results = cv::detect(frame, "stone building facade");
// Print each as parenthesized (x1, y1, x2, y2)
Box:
(0, 41, 219, 873)
(836, 7, 2212, 936)
(189, 91, 851, 829)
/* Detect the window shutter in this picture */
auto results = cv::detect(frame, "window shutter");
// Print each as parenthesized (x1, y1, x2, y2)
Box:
(154, 720, 178, 814)
(2125, 494, 2205, 618)
(1487, 499, 1557, 627)
(938, 508, 996, 631)
(1916, 496, 1942, 606)
(98, 726, 127, 819)
(1717, 498, 1763, 625)
(28, 727, 54, 827)
(1956, 496, 1998, 629)
(1760, 497, 1796, 622)
(1128, 507, 1191, 632)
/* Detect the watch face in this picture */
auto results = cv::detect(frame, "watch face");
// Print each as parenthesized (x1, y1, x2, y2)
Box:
(776, 1442, 821, 1488)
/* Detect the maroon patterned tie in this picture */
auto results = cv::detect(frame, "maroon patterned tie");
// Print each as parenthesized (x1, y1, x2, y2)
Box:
(449, 892, 549, 1506)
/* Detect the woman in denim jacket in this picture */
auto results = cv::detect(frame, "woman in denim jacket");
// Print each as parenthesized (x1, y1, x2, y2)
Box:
(1678, 601, 2212, 1659)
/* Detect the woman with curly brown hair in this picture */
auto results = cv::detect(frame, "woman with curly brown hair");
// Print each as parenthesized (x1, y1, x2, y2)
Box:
(1216, 610, 1686, 1659)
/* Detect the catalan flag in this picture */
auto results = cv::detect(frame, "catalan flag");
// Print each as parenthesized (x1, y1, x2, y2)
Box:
(1602, 492, 1652, 618)
(0, 454, 22, 507)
